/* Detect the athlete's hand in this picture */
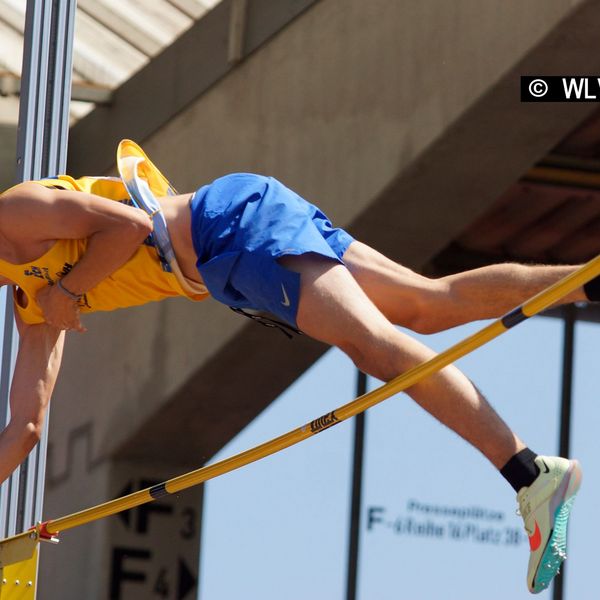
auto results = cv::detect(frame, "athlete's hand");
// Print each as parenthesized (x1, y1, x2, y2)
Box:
(36, 285, 87, 332)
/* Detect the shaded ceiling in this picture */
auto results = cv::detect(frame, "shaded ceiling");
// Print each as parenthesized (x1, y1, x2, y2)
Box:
(0, 0, 221, 122)
(430, 107, 600, 275)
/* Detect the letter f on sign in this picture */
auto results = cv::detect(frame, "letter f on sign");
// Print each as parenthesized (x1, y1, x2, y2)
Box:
(367, 506, 385, 530)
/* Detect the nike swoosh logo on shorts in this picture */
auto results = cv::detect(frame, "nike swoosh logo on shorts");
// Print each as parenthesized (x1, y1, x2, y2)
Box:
(281, 284, 291, 307)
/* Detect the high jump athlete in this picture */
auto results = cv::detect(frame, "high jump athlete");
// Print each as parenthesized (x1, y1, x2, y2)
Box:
(0, 140, 596, 593)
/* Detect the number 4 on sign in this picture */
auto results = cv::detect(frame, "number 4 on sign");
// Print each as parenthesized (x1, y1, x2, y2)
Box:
(154, 568, 169, 598)
(152, 560, 196, 600)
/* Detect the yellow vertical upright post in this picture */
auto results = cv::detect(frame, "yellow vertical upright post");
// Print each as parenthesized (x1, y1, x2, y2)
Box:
(0, 532, 40, 600)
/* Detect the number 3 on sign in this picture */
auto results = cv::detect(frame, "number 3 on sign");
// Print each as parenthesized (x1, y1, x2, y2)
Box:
(180, 507, 196, 540)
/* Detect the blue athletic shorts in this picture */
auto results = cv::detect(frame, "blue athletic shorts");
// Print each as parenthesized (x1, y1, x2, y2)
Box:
(189, 173, 355, 327)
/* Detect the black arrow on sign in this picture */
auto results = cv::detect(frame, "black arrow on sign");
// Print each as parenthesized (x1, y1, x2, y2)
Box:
(177, 557, 197, 600)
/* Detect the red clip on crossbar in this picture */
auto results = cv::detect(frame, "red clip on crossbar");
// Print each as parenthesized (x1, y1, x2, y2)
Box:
(30, 521, 60, 543)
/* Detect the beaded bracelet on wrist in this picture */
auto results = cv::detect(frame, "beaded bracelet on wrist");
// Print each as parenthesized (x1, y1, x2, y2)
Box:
(57, 278, 83, 302)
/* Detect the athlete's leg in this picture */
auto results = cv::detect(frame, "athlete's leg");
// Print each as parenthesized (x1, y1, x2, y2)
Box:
(342, 241, 585, 334)
(279, 253, 525, 469)
(280, 251, 581, 593)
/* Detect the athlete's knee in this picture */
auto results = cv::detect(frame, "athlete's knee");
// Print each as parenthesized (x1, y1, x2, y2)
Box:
(339, 336, 402, 383)
(403, 277, 452, 335)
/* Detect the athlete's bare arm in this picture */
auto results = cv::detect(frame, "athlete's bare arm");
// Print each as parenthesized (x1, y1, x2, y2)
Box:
(0, 312, 64, 484)
(0, 182, 153, 330)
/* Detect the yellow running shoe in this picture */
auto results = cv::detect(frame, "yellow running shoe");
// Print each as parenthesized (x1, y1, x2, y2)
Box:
(517, 456, 582, 594)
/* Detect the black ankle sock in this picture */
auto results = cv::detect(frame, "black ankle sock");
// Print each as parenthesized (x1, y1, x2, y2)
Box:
(500, 448, 540, 492)
(584, 275, 600, 302)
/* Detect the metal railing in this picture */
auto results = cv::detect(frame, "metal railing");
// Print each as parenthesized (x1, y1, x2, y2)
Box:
(0, 0, 76, 546)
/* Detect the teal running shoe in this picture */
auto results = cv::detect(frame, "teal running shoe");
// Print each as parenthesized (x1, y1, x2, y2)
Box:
(517, 456, 582, 594)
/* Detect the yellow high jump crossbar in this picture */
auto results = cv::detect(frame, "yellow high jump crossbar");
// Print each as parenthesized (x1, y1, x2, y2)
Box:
(36, 253, 600, 537)
(1, 253, 600, 583)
